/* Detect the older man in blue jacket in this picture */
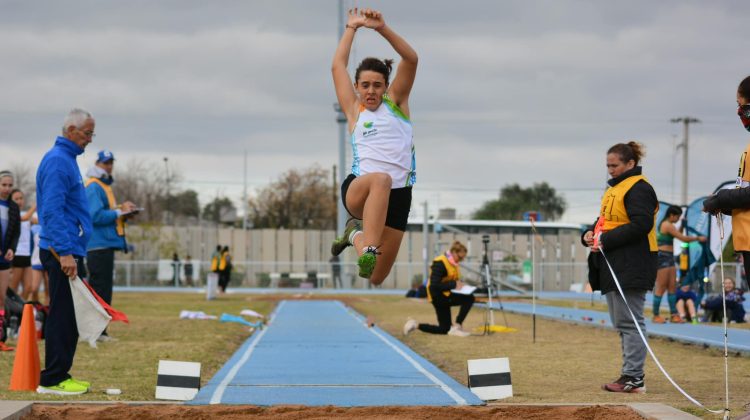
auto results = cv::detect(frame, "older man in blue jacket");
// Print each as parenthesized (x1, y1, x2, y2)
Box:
(85, 149, 136, 341)
(35, 108, 95, 396)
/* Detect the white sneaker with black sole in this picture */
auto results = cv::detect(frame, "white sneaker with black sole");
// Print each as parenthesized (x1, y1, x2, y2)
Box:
(448, 325, 471, 337)
(403, 318, 417, 336)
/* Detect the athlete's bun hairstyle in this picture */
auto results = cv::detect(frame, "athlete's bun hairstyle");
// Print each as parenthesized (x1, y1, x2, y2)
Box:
(608, 141, 645, 166)
(739, 75, 750, 101)
(355, 57, 394, 84)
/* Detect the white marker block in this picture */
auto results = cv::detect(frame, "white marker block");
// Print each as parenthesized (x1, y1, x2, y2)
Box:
(467, 357, 512, 401)
(155, 360, 201, 401)
(206, 273, 219, 301)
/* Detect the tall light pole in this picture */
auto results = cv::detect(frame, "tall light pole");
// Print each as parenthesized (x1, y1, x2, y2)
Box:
(335, 0, 347, 238)
(243, 149, 248, 230)
(163, 157, 171, 225)
(671, 116, 700, 206)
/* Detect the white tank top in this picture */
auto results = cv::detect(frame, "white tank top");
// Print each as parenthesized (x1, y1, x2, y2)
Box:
(15, 212, 32, 257)
(350, 95, 415, 188)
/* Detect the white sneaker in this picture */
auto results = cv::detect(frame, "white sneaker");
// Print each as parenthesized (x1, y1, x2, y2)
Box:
(448, 325, 471, 337)
(403, 318, 417, 336)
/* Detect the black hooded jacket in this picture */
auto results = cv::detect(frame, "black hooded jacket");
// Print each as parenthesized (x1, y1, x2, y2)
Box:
(1, 199, 21, 256)
(582, 167, 658, 294)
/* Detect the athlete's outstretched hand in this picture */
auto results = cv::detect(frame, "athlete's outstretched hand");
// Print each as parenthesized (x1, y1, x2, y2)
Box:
(360, 8, 385, 30)
(346, 8, 367, 29)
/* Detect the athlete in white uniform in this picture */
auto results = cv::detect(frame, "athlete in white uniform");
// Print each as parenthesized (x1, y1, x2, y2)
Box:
(10, 189, 36, 299)
(331, 8, 418, 284)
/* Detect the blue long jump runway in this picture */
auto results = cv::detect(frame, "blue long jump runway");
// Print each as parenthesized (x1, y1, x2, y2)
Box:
(490, 301, 750, 352)
(191, 300, 483, 406)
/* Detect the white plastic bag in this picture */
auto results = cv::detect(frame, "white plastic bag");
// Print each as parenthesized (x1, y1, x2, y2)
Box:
(70, 276, 111, 348)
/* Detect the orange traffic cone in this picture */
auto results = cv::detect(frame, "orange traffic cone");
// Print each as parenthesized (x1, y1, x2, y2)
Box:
(9, 304, 40, 391)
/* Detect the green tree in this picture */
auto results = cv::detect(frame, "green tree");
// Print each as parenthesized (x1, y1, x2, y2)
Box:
(203, 197, 237, 224)
(473, 182, 567, 221)
(170, 189, 200, 219)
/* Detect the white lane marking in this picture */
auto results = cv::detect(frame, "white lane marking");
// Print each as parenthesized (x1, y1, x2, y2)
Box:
(209, 300, 285, 404)
(337, 301, 469, 406)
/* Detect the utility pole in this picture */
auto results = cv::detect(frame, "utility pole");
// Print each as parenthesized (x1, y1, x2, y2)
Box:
(335, 0, 347, 238)
(671, 116, 700, 206)
(163, 157, 170, 225)
(243, 149, 248, 230)
(422, 201, 429, 285)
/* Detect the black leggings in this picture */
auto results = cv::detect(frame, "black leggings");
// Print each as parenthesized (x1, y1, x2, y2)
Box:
(418, 293, 475, 334)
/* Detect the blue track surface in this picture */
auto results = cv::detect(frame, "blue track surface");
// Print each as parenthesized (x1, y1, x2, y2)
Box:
(191, 300, 483, 406)
(490, 301, 750, 352)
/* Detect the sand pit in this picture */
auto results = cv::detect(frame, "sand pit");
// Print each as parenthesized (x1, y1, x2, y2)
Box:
(25, 403, 646, 420)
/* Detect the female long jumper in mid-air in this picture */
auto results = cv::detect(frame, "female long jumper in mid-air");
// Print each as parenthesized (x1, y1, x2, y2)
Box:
(330, 8, 418, 285)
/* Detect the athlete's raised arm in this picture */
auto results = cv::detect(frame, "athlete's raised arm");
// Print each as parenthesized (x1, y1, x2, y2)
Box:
(332, 8, 367, 126)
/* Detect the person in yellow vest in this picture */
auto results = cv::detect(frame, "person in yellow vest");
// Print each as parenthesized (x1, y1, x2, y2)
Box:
(703, 76, 750, 279)
(402, 241, 473, 337)
(210, 245, 221, 273)
(85, 149, 137, 342)
(218, 245, 232, 293)
(582, 141, 657, 394)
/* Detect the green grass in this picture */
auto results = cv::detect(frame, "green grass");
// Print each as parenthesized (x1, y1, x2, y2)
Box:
(2, 292, 748, 420)
(0, 292, 273, 401)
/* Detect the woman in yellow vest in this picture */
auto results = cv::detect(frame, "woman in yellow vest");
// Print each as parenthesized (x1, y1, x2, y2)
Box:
(582, 141, 657, 394)
(703, 76, 750, 279)
(402, 241, 473, 337)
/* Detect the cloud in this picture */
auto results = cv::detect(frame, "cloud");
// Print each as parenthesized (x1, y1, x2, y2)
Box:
(1, 0, 749, 222)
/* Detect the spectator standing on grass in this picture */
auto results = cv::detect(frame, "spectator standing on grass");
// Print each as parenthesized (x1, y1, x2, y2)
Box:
(10, 188, 35, 299)
(184, 255, 194, 287)
(210, 245, 221, 274)
(36, 108, 95, 395)
(218, 246, 232, 293)
(85, 149, 137, 342)
(582, 141, 657, 394)
(29, 224, 48, 304)
(0, 171, 21, 350)
(329, 254, 342, 288)
(171, 252, 181, 285)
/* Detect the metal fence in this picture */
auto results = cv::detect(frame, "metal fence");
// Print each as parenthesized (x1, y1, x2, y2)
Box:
(113, 260, 745, 293)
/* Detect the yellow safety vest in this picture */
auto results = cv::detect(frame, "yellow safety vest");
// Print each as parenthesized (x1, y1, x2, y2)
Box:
(219, 251, 229, 271)
(426, 254, 460, 302)
(732, 143, 750, 251)
(85, 177, 125, 236)
(598, 174, 657, 251)
(210, 254, 220, 271)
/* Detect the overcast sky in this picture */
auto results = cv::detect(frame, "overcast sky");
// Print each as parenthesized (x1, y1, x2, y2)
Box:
(1, 0, 748, 224)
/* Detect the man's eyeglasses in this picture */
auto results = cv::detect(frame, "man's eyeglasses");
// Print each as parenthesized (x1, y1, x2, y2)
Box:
(79, 129, 96, 138)
(738, 104, 750, 119)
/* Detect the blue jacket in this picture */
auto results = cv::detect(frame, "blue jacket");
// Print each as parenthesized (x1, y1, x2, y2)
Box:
(86, 176, 126, 251)
(36, 136, 93, 257)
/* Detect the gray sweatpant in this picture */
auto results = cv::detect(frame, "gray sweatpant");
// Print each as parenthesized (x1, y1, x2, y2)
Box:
(605, 289, 647, 378)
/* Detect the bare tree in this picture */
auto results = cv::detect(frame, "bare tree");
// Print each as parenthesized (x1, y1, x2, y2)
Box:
(111, 158, 184, 224)
(5, 161, 36, 204)
(249, 165, 336, 229)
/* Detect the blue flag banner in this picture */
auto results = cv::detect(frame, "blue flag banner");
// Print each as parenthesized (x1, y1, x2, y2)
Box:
(683, 197, 715, 302)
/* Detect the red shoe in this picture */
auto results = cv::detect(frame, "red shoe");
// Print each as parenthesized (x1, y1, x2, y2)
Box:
(670, 314, 685, 323)
(0, 342, 15, 351)
(652, 315, 666, 324)
(602, 375, 646, 393)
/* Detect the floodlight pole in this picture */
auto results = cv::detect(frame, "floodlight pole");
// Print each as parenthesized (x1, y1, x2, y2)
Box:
(335, 0, 347, 238)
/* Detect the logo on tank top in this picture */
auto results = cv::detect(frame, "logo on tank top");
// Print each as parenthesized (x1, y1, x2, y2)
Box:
(362, 121, 377, 138)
